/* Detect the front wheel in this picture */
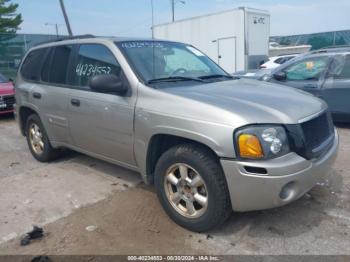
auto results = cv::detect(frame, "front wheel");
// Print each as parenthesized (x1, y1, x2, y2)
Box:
(155, 144, 232, 232)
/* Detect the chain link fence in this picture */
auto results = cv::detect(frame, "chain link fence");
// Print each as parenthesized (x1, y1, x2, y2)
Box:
(0, 33, 60, 80)
(271, 30, 350, 51)
(1, 30, 350, 80)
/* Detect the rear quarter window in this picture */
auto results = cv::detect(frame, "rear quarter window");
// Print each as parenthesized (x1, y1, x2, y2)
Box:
(20, 48, 48, 81)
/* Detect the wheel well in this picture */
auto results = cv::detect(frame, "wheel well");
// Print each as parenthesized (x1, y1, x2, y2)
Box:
(19, 107, 37, 136)
(146, 134, 219, 184)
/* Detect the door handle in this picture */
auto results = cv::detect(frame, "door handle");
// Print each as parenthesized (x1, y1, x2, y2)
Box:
(33, 92, 41, 99)
(71, 99, 80, 107)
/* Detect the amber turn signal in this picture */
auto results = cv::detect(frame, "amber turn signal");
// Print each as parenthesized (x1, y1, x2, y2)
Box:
(238, 134, 264, 159)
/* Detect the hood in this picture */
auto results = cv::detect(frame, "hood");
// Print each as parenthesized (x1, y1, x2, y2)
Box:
(161, 78, 326, 125)
(0, 82, 15, 95)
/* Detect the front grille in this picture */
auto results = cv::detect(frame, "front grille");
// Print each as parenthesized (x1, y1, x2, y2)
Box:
(286, 111, 334, 160)
(300, 111, 334, 158)
(0, 95, 15, 111)
(301, 112, 333, 149)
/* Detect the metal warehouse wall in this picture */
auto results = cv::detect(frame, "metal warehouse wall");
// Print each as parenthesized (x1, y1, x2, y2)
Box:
(271, 29, 350, 51)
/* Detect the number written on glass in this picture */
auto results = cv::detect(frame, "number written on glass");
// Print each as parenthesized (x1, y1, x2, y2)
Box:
(76, 63, 112, 77)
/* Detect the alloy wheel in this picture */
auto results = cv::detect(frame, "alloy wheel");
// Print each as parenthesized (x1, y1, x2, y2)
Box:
(164, 163, 208, 218)
(29, 123, 44, 155)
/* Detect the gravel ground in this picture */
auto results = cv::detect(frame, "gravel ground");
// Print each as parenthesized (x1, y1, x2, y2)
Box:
(0, 114, 349, 255)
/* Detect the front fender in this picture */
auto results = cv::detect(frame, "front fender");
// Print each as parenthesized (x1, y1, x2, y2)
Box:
(134, 109, 236, 179)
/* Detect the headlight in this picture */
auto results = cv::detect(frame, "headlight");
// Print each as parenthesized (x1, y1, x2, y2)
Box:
(261, 74, 272, 81)
(235, 125, 290, 159)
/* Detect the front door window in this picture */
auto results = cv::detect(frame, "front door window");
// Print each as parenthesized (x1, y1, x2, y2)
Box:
(284, 56, 330, 81)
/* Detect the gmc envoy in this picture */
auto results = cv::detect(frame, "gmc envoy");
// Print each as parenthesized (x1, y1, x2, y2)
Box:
(15, 36, 338, 231)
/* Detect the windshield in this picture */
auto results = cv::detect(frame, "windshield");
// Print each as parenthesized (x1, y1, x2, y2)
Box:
(116, 41, 229, 84)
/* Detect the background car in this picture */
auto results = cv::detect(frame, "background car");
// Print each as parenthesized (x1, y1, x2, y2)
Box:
(261, 47, 350, 122)
(0, 73, 15, 115)
(260, 54, 298, 69)
(232, 68, 273, 79)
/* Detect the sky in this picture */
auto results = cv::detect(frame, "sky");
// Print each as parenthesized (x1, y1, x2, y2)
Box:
(12, 0, 350, 37)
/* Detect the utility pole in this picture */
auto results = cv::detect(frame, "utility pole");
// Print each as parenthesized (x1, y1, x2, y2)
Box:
(171, 0, 185, 22)
(55, 23, 59, 37)
(59, 0, 73, 36)
(151, 0, 154, 39)
(45, 23, 61, 38)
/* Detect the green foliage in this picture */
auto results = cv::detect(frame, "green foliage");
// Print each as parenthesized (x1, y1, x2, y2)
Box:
(0, 0, 23, 34)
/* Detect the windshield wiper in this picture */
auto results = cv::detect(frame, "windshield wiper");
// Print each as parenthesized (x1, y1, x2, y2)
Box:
(147, 76, 205, 84)
(198, 74, 235, 80)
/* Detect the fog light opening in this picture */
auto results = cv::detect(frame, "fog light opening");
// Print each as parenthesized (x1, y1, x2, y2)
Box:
(279, 181, 297, 201)
(243, 166, 267, 175)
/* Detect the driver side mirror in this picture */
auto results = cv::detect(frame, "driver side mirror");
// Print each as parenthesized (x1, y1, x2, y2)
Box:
(273, 71, 287, 81)
(89, 74, 128, 95)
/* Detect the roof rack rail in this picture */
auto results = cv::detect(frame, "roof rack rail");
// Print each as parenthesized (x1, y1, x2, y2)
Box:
(320, 45, 350, 49)
(34, 34, 96, 47)
(310, 46, 350, 54)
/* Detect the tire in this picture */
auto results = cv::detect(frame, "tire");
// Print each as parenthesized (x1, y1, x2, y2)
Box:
(25, 114, 61, 162)
(154, 143, 232, 232)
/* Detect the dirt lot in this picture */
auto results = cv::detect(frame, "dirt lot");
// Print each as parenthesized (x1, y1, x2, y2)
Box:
(0, 114, 349, 255)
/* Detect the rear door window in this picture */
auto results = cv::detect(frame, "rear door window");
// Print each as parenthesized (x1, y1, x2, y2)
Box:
(284, 56, 330, 81)
(21, 48, 48, 81)
(41, 48, 54, 82)
(48, 45, 73, 85)
(334, 55, 350, 79)
(72, 44, 121, 88)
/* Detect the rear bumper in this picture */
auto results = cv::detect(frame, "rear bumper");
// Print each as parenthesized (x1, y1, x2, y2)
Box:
(221, 129, 339, 212)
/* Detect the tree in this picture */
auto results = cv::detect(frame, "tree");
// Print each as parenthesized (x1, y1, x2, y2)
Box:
(0, 0, 23, 33)
(0, 0, 23, 79)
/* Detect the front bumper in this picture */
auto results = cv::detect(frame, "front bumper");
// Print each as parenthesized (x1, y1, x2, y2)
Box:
(0, 94, 15, 114)
(221, 129, 339, 212)
(0, 109, 14, 114)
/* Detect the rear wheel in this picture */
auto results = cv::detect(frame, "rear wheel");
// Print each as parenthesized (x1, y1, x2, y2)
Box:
(26, 114, 61, 162)
(155, 144, 232, 232)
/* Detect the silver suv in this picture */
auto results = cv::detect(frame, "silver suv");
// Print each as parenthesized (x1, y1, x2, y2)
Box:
(15, 36, 338, 232)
